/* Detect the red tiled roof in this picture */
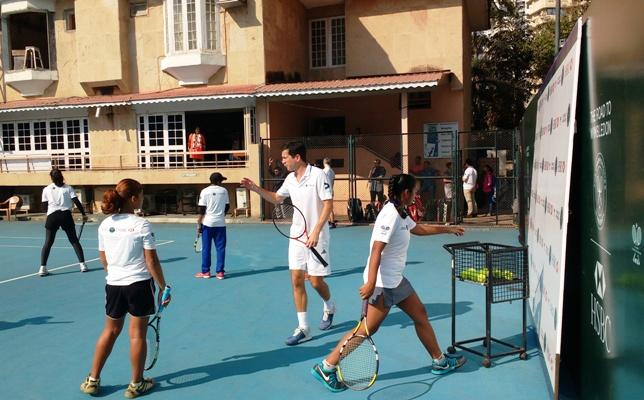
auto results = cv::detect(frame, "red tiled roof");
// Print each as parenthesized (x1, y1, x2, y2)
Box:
(0, 72, 448, 112)
(0, 84, 258, 112)
(256, 71, 449, 96)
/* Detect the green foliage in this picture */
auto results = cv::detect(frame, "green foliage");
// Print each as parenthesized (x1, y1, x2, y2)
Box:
(472, 1, 589, 130)
(472, 0, 533, 129)
(530, 5, 589, 82)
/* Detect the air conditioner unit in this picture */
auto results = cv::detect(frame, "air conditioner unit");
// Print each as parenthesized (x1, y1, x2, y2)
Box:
(218, 0, 247, 9)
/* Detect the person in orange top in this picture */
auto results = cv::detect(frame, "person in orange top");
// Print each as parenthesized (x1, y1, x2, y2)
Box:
(188, 127, 206, 165)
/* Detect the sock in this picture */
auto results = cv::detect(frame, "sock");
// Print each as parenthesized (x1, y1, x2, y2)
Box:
(323, 299, 335, 312)
(88, 376, 98, 382)
(433, 354, 446, 364)
(322, 359, 337, 371)
(297, 312, 308, 330)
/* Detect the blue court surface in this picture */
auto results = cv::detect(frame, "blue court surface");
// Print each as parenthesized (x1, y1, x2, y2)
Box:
(0, 222, 550, 400)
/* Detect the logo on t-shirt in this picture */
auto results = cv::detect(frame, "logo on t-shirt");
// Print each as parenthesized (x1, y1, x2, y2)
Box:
(109, 227, 115, 233)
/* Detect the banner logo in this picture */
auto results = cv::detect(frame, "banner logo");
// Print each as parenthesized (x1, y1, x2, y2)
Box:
(590, 260, 611, 353)
(633, 223, 642, 266)
(594, 261, 605, 300)
(593, 153, 607, 229)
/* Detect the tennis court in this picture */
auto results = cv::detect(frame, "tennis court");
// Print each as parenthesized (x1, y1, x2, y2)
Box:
(0, 221, 550, 399)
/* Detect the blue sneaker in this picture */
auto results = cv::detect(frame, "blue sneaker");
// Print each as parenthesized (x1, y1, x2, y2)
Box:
(319, 308, 335, 331)
(285, 327, 312, 346)
(311, 363, 347, 392)
(431, 354, 466, 375)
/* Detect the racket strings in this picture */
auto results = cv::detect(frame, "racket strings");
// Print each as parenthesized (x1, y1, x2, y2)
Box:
(144, 324, 159, 370)
(338, 336, 378, 389)
(272, 203, 305, 238)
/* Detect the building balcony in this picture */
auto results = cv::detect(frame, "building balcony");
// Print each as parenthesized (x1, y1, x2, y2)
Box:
(4, 68, 58, 97)
(160, 51, 226, 86)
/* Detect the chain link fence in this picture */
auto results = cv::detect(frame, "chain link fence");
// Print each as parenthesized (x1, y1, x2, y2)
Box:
(261, 130, 518, 226)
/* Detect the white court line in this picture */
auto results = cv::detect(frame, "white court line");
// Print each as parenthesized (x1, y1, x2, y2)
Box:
(0, 236, 98, 241)
(0, 245, 100, 250)
(0, 240, 175, 285)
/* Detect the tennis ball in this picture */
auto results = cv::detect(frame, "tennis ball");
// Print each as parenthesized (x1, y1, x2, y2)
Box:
(503, 270, 515, 280)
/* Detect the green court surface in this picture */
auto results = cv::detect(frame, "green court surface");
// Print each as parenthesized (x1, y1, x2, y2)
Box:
(0, 222, 550, 399)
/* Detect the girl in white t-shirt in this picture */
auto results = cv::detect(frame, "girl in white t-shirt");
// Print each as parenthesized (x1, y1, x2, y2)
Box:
(80, 179, 171, 398)
(312, 174, 466, 392)
(38, 168, 88, 276)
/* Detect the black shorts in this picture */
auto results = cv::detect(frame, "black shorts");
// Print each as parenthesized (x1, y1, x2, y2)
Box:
(45, 210, 75, 231)
(105, 279, 156, 319)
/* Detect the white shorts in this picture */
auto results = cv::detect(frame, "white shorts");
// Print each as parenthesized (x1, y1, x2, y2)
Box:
(288, 240, 331, 276)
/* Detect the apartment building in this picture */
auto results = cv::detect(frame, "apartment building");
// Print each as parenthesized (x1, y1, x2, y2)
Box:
(525, 0, 587, 25)
(0, 0, 489, 217)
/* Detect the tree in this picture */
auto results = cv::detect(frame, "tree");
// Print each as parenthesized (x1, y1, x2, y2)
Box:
(530, 4, 590, 81)
(472, 0, 534, 130)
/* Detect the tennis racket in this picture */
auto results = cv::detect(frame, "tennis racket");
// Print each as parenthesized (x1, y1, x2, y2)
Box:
(145, 285, 172, 371)
(272, 202, 328, 267)
(193, 232, 202, 253)
(77, 220, 86, 240)
(337, 300, 379, 390)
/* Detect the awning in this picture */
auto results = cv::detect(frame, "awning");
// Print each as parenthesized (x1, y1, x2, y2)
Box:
(255, 71, 449, 98)
(0, 71, 449, 113)
(0, 84, 257, 113)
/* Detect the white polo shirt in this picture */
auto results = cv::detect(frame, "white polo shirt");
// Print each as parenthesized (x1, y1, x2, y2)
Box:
(98, 214, 156, 286)
(323, 165, 335, 194)
(277, 164, 332, 243)
(363, 202, 416, 288)
(42, 183, 76, 215)
(463, 166, 478, 190)
(198, 185, 229, 227)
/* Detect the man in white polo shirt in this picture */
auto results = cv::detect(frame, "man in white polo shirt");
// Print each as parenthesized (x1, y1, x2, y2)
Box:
(241, 141, 336, 346)
(462, 159, 478, 217)
(196, 172, 230, 280)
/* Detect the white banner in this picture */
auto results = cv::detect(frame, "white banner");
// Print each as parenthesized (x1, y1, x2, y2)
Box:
(528, 20, 582, 392)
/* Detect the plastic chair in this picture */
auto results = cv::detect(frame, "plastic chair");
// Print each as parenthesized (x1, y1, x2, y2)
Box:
(0, 196, 23, 221)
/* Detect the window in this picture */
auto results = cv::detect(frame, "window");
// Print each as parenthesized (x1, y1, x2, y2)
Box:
(310, 17, 345, 68)
(138, 113, 185, 169)
(34, 121, 47, 150)
(17, 122, 31, 151)
(1, 123, 15, 152)
(64, 9, 76, 31)
(130, 1, 148, 17)
(1, 118, 89, 169)
(408, 92, 432, 109)
(166, 0, 220, 54)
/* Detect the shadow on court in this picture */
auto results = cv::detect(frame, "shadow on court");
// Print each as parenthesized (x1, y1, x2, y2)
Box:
(224, 265, 288, 279)
(384, 301, 474, 328)
(0, 316, 73, 331)
(367, 375, 444, 400)
(160, 257, 188, 263)
(153, 339, 340, 393)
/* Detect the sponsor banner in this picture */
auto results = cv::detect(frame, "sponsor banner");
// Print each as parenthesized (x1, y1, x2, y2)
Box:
(527, 19, 583, 391)
(573, 1, 644, 398)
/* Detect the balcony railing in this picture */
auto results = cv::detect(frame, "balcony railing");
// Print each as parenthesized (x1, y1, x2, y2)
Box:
(0, 150, 250, 173)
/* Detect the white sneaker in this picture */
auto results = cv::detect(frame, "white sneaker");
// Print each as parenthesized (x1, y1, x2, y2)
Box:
(38, 266, 49, 277)
(80, 263, 88, 273)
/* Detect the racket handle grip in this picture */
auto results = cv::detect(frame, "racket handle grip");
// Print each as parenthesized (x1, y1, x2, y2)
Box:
(158, 285, 172, 312)
(362, 299, 369, 318)
(310, 247, 328, 267)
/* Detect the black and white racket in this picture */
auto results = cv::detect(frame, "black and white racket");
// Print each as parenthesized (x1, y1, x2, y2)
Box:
(337, 300, 379, 390)
(272, 202, 328, 267)
(145, 286, 172, 371)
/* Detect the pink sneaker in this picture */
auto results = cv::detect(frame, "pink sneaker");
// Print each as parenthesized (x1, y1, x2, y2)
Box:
(216, 272, 225, 280)
(195, 272, 211, 279)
